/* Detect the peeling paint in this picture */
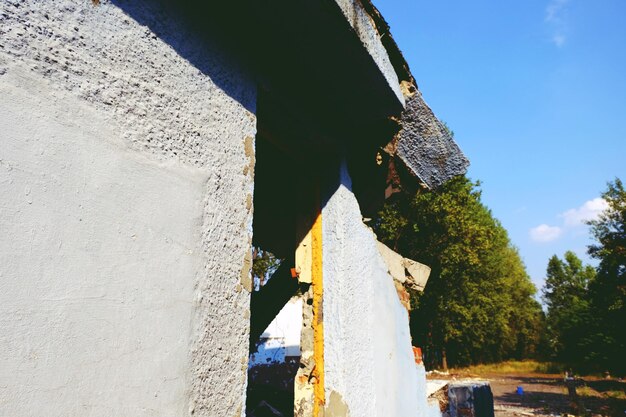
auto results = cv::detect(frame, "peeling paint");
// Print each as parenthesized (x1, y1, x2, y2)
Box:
(325, 391, 350, 417)
(244, 136, 256, 182)
(240, 249, 253, 292)
(244, 136, 255, 158)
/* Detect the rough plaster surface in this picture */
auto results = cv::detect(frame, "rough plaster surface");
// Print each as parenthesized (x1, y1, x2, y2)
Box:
(333, 0, 404, 106)
(322, 162, 422, 417)
(0, 68, 205, 416)
(397, 91, 469, 189)
(0, 1, 256, 416)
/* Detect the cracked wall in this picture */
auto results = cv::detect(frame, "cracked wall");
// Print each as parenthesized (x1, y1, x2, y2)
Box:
(0, 1, 256, 416)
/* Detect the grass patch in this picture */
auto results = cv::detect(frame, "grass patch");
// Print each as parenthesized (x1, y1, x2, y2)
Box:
(605, 390, 626, 400)
(578, 386, 602, 398)
(579, 386, 626, 400)
(451, 360, 563, 375)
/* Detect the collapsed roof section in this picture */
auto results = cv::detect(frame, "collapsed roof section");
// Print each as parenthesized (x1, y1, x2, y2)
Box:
(392, 88, 470, 190)
(330, 0, 470, 196)
(343, 0, 470, 190)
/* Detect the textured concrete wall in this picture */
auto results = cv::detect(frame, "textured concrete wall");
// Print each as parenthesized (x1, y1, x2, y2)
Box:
(322, 162, 421, 417)
(0, 1, 256, 416)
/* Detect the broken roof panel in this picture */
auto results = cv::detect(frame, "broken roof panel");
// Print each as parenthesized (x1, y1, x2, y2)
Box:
(396, 91, 470, 189)
(351, 0, 470, 189)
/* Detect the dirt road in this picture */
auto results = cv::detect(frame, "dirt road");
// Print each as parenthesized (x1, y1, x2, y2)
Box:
(488, 373, 573, 417)
(429, 371, 625, 417)
(490, 373, 626, 417)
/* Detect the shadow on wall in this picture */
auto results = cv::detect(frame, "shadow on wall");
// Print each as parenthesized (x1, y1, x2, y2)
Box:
(110, 0, 256, 113)
(111, 0, 397, 244)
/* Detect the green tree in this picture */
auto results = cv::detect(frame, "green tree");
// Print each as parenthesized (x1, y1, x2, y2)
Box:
(542, 251, 596, 366)
(586, 178, 626, 374)
(375, 176, 543, 368)
(251, 247, 282, 290)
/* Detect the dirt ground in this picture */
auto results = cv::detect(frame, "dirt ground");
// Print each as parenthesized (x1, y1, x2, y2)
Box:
(428, 371, 626, 417)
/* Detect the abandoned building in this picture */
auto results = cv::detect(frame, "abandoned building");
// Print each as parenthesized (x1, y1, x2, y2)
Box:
(0, 1, 468, 416)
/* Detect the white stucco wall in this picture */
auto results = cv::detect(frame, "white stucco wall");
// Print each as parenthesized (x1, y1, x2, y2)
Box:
(322, 162, 422, 417)
(0, 2, 256, 416)
(0, 68, 205, 416)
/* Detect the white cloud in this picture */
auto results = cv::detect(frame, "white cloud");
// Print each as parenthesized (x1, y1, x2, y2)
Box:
(530, 224, 563, 242)
(545, 0, 569, 22)
(559, 197, 608, 227)
(552, 34, 566, 47)
(529, 197, 607, 244)
(545, 0, 570, 47)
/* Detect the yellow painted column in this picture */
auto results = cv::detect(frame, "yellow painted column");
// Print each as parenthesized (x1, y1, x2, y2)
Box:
(311, 209, 325, 416)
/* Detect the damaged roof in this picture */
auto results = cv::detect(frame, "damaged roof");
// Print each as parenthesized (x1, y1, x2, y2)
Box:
(200, 0, 468, 191)
(356, 0, 470, 189)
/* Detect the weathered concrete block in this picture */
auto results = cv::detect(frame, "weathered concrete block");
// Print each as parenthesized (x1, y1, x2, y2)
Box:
(447, 381, 495, 417)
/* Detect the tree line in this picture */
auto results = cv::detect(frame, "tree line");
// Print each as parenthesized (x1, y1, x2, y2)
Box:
(374, 175, 624, 375)
(374, 176, 543, 369)
(543, 178, 625, 375)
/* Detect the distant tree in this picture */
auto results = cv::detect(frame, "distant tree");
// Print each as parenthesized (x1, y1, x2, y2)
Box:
(375, 176, 543, 368)
(542, 251, 596, 366)
(586, 178, 626, 374)
(251, 247, 281, 290)
(499, 245, 546, 360)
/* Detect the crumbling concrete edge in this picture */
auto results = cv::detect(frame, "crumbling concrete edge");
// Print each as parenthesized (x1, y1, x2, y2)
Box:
(376, 241, 430, 291)
(376, 240, 431, 311)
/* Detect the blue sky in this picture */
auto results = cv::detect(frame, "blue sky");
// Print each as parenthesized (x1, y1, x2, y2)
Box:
(374, 0, 626, 292)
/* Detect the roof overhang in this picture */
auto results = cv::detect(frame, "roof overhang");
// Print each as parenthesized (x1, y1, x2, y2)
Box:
(177, 0, 468, 209)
